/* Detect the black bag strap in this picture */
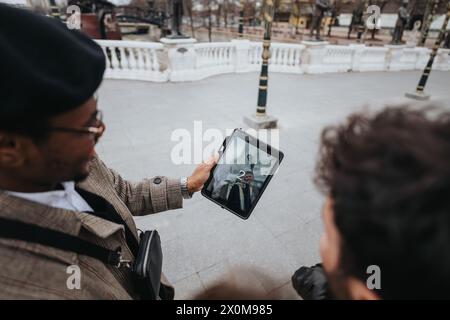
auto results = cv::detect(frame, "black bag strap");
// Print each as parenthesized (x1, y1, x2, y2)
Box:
(75, 188, 140, 256)
(0, 217, 127, 267)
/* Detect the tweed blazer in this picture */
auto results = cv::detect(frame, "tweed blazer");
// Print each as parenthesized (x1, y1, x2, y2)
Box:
(0, 155, 183, 299)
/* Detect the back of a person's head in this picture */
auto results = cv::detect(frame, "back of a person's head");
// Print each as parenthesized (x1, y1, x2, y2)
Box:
(194, 282, 273, 300)
(192, 268, 290, 300)
(315, 105, 450, 299)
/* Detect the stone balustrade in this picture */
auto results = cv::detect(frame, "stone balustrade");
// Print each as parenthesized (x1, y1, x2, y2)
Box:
(95, 39, 450, 83)
(193, 42, 236, 79)
(95, 40, 168, 82)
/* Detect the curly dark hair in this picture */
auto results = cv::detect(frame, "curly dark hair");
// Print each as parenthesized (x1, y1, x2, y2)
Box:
(315, 105, 450, 299)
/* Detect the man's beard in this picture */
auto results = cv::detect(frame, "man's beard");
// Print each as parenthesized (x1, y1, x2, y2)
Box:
(46, 157, 91, 183)
(73, 158, 92, 182)
(73, 171, 90, 183)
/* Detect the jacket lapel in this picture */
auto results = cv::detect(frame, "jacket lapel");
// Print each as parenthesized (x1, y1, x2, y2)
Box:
(76, 162, 139, 243)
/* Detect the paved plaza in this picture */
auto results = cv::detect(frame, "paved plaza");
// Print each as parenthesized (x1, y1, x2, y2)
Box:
(96, 70, 450, 299)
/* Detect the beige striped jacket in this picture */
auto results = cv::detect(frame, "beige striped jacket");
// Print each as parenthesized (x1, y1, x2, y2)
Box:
(0, 155, 183, 299)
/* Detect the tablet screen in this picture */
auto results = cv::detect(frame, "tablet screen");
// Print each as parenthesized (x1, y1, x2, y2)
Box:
(202, 129, 283, 219)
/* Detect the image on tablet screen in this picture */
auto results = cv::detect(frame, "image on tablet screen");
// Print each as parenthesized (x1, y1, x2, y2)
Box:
(205, 134, 279, 215)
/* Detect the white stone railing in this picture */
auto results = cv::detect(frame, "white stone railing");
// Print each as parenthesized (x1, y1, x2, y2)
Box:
(352, 45, 389, 72)
(435, 48, 450, 71)
(96, 40, 168, 82)
(305, 45, 355, 73)
(166, 41, 236, 81)
(194, 42, 236, 79)
(338, 13, 450, 30)
(248, 42, 305, 73)
(387, 46, 450, 72)
(95, 39, 450, 82)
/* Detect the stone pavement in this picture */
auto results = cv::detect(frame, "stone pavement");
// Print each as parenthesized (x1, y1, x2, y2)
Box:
(96, 70, 450, 299)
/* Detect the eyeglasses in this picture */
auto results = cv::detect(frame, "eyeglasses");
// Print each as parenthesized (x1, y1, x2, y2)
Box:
(48, 110, 105, 140)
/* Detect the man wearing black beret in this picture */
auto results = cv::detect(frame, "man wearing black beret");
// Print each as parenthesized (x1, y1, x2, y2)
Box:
(0, 4, 215, 299)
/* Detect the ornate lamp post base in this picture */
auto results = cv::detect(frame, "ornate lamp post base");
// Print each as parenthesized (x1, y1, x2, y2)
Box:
(244, 0, 278, 130)
(405, 91, 431, 101)
(405, 2, 450, 101)
(244, 114, 278, 129)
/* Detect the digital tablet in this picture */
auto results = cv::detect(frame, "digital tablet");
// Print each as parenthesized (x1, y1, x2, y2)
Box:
(201, 128, 284, 220)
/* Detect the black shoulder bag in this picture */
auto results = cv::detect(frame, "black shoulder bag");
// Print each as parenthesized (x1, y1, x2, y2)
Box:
(0, 217, 165, 300)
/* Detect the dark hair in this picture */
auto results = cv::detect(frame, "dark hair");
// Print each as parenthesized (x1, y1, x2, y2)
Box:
(192, 268, 283, 300)
(315, 105, 450, 299)
(193, 282, 273, 300)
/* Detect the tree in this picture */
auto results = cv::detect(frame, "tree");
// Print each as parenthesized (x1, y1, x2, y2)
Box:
(223, 0, 229, 28)
(185, 0, 196, 37)
(207, 0, 213, 41)
(217, 1, 222, 26)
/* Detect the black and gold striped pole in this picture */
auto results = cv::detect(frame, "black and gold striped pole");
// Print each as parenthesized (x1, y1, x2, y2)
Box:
(256, 0, 275, 116)
(238, 0, 244, 37)
(419, 0, 439, 47)
(406, 1, 450, 100)
(244, 0, 278, 129)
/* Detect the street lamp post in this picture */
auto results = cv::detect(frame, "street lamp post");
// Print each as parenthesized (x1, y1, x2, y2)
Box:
(243, 0, 278, 129)
(208, 0, 213, 42)
(406, 1, 450, 101)
(238, 0, 244, 37)
(419, 0, 439, 47)
(256, 0, 274, 117)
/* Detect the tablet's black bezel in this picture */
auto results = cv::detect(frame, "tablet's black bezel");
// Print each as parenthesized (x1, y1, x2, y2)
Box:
(201, 128, 284, 220)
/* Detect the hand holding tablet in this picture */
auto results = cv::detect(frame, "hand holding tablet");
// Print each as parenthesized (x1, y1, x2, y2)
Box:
(201, 129, 284, 219)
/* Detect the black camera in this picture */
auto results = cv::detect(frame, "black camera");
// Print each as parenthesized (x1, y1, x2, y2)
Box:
(291, 263, 332, 300)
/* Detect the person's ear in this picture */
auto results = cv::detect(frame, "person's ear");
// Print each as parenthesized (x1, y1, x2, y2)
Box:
(347, 277, 381, 300)
(0, 133, 26, 168)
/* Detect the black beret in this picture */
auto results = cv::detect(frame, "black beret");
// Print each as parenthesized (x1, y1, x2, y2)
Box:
(0, 4, 106, 119)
